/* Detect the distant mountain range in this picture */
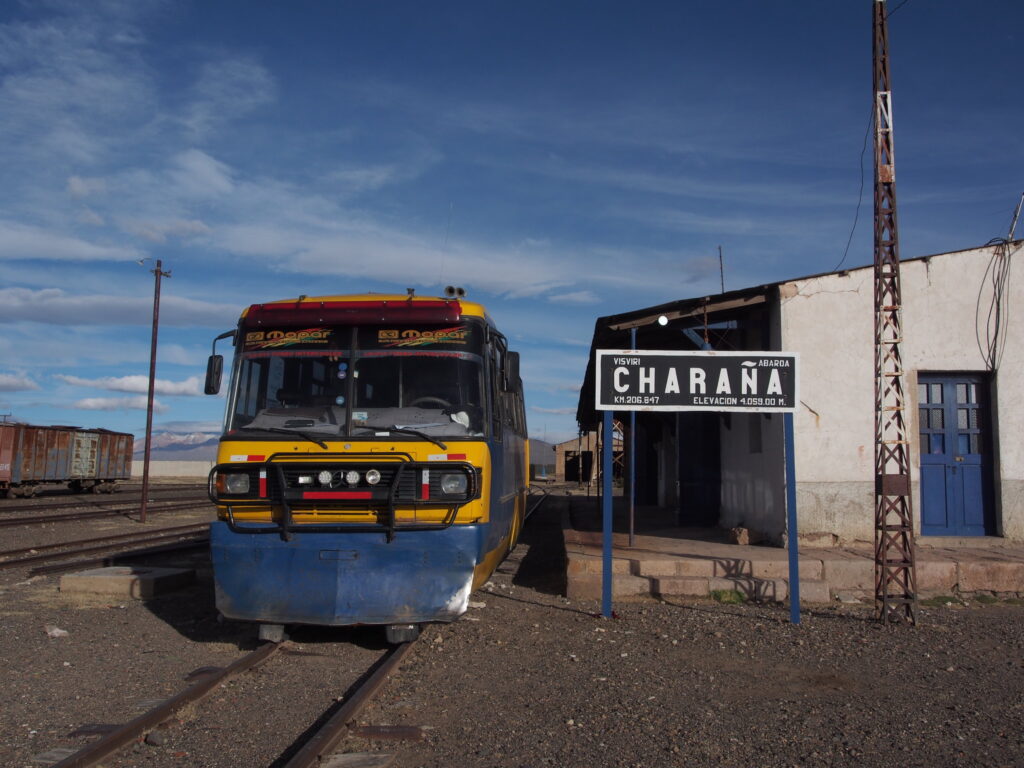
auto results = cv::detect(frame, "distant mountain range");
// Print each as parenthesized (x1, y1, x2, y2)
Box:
(133, 431, 220, 461)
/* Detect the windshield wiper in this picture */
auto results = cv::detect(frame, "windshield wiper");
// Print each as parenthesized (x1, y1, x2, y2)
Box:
(238, 426, 328, 449)
(354, 424, 447, 450)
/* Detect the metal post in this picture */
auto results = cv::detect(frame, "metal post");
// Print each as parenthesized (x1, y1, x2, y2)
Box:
(602, 409, 614, 618)
(872, 0, 917, 624)
(139, 259, 170, 524)
(784, 412, 800, 625)
(629, 327, 637, 547)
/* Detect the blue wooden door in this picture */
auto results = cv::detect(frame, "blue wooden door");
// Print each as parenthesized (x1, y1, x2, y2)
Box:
(918, 374, 993, 536)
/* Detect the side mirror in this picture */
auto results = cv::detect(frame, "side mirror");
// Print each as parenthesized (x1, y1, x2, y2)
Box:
(205, 329, 235, 395)
(504, 351, 520, 391)
(205, 355, 224, 395)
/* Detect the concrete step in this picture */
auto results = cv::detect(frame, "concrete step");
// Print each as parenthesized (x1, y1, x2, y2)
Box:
(635, 556, 823, 581)
(565, 573, 652, 601)
(653, 575, 831, 603)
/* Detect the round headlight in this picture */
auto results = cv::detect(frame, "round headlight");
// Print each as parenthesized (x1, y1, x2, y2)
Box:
(365, 469, 381, 485)
(317, 470, 334, 486)
(223, 473, 250, 494)
(345, 470, 361, 486)
(440, 473, 468, 495)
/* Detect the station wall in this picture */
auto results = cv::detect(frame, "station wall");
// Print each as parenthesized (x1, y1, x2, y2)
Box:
(780, 243, 1023, 543)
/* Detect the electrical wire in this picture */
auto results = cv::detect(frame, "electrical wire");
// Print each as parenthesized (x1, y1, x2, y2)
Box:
(832, 105, 873, 273)
(886, 0, 912, 19)
(832, 0, 912, 274)
(975, 236, 1018, 371)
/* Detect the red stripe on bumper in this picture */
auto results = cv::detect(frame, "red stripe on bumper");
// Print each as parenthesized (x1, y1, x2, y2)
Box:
(302, 491, 372, 500)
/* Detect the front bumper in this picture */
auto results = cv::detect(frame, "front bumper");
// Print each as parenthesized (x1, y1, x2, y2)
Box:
(210, 521, 483, 626)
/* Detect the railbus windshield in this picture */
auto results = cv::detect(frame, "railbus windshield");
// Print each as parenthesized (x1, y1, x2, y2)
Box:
(225, 321, 488, 441)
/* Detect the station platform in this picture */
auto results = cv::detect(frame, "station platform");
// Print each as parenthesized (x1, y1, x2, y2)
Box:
(561, 495, 1024, 603)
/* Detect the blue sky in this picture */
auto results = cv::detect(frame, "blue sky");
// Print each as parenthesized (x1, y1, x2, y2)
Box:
(0, 0, 1020, 445)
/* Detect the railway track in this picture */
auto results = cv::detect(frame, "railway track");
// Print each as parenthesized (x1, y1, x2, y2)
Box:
(0, 488, 208, 516)
(0, 497, 212, 527)
(48, 639, 418, 768)
(0, 522, 210, 572)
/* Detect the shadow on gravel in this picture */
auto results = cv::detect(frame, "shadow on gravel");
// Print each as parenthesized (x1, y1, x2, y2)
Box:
(135, 545, 418, 650)
(484, 586, 596, 617)
(663, 598, 880, 626)
(511, 494, 569, 597)
(137, 491, 576, 647)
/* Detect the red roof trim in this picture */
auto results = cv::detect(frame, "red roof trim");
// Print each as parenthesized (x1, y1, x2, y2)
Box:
(244, 300, 462, 328)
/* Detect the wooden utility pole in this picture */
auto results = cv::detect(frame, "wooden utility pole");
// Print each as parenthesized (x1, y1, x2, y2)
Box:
(139, 259, 171, 524)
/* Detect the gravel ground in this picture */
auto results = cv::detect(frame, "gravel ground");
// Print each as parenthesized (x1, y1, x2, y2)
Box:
(1, 483, 1022, 768)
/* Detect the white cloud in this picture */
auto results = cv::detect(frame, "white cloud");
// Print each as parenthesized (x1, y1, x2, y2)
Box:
(547, 290, 600, 305)
(122, 218, 211, 243)
(0, 287, 238, 327)
(0, 220, 142, 262)
(170, 149, 235, 197)
(55, 374, 203, 396)
(531, 406, 577, 415)
(0, 373, 40, 392)
(0, 7, 156, 170)
(182, 58, 276, 139)
(67, 175, 108, 199)
(328, 165, 403, 193)
(77, 208, 105, 226)
(158, 420, 222, 433)
(71, 395, 168, 412)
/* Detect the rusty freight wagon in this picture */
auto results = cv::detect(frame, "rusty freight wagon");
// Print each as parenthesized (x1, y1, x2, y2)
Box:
(0, 424, 134, 498)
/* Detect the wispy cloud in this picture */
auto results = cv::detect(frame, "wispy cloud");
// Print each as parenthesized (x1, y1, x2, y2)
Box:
(55, 374, 203, 396)
(71, 395, 168, 412)
(168, 149, 235, 197)
(531, 406, 577, 415)
(182, 58, 277, 139)
(122, 217, 210, 244)
(0, 288, 237, 327)
(67, 175, 108, 199)
(0, 220, 142, 262)
(547, 290, 600, 305)
(157, 420, 222, 433)
(0, 373, 40, 392)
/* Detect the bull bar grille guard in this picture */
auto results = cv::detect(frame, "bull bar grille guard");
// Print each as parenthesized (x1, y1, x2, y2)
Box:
(209, 452, 479, 542)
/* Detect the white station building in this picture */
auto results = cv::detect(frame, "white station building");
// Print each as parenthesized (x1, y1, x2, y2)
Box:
(576, 241, 1023, 546)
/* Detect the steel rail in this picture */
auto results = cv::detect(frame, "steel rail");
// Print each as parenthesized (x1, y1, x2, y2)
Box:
(0, 488, 207, 514)
(0, 522, 209, 559)
(283, 641, 417, 768)
(1, 526, 208, 571)
(51, 642, 281, 768)
(28, 536, 209, 576)
(525, 487, 550, 520)
(0, 499, 212, 528)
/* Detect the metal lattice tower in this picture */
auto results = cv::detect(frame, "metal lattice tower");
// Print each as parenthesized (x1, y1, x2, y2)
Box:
(872, 0, 917, 624)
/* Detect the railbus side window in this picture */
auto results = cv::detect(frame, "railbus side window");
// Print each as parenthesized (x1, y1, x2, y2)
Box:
(489, 342, 505, 441)
(232, 357, 269, 427)
(513, 384, 526, 437)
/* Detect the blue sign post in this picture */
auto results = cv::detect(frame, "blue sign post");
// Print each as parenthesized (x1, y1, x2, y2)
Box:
(602, 409, 614, 618)
(784, 412, 801, 624)
(595, 349, 801, 624)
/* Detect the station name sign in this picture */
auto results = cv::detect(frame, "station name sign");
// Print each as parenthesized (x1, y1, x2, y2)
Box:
(595, 349, 799, 413)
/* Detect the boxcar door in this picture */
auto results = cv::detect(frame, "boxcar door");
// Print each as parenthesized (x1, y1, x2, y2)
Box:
(918, 374, 994, 536)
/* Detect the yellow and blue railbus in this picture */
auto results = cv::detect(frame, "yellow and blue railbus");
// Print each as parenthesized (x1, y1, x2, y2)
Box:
(204, 291, 528, 643)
